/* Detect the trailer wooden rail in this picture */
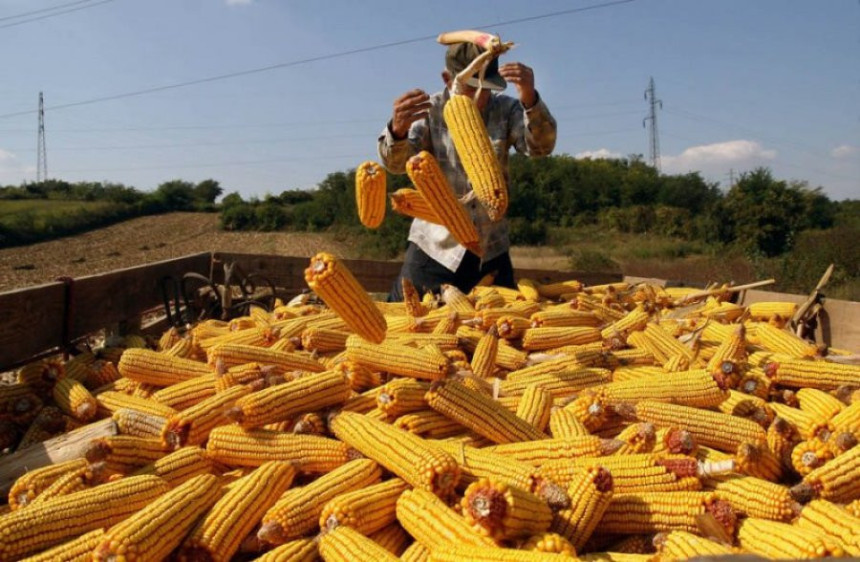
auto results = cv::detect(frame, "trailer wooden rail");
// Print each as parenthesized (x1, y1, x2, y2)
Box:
(0, 251, 624, 372)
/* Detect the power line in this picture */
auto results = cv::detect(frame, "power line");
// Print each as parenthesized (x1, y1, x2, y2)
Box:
(0, 0, 116, 30)
(0, 0, 636, 120)
(0, 0, 96, 22)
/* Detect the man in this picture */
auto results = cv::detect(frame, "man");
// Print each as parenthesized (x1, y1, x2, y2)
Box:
(378, 40, 557, 301)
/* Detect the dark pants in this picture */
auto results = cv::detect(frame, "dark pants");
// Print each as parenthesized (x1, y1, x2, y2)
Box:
(387, 242, 515, 302)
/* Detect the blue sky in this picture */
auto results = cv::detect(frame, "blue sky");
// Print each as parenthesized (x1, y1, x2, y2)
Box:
(0, 0, 857, 201)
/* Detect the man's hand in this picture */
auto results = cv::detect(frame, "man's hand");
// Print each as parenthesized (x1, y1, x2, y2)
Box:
(391, 89, 431, 139)
(499, 62, 537, 109)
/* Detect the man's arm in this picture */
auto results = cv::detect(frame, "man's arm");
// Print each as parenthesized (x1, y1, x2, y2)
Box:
(377, 89, 432, 174)
(499, 62, 557, 157)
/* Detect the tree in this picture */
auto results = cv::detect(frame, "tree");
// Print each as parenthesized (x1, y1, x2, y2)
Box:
(154, 179, 196, 211)
(193, 179, 223, 204)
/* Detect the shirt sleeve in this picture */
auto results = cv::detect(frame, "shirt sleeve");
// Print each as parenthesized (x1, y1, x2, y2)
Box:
(510, 92, 557, 157)
(377, 118, 431, 175)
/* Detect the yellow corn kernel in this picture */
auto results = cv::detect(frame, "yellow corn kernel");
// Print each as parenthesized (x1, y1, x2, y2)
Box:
(320, 478, 409, 535)
(258, 458, 382, 545)
(442, 95, 507, 222)
(395, 487, 495, 550)
(355, 160, 387, 229)
(461, 478, 553, 540)
(551, 465, 614, 550)
(737, 517, 844, 559)
(330, 410, 460, 497)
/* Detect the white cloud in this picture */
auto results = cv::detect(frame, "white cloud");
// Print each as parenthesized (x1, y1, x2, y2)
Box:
(575, 148, 623, 160)
(662, 140, 776, 175)
(226, 0, 252, 5)
(831, 145, 858, 159)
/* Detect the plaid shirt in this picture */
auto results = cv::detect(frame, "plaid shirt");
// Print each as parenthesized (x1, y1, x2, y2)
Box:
(377, 88, 557, 272)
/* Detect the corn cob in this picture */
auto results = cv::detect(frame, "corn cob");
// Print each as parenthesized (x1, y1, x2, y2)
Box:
(797, 387, 845, 420)
(792, 445, 860, 503)
(304, 252, 388, 343)
(163, 383, 253, 448)
(133, 445, 214, 488)
(117, 347, 212, 386)
(367, 523, 410, 555)
(396, 487, 496, 549)
(251, 538, 318, 562)
(737, 516, 845, 558)
(515, 384, 553, 433)
(795, 499, 860, 556)
(598, 369, 728, 408)
(346, 335, 449, 380)
(461, 478, 553, 540)
(770, 401, 817, 437)
(485, 435, 610, 466)
(92, 473, 221, 562)
(549, 406, 591, 438)
(747, 300, 798, 322)
(612, 422, 657, 455)
(390, 187, 444, 224)
(112, 408, 167, 439)
(206, 425, 352, 473)
(707, 474, 799, 520)
(471, 326, 499, 378)
(495, 314, 531, 339)
(734, 440, 783, 481)
(539, 454, 699, 494)
(376, 378, 431, 418)
(177, 461, 296, 562)
(632, 400, 766, 452)
(355, 160, 387, 229)
(49, 378, 96, 422)
(0, 474, 169, 559)
(400, 541, 431, 562)
(428, 545, 567, 561)
(16, 358, 65, 396)
(427, 379, 547, 443)
(7, 458, 92, 510)
(320, 478, 408, 535)
(394, 409, 465, 438)
(17, 528, 106, 562)
(330, 410, 460, 497)
(441, 89, 508, 222)
(501, 367, 610, 399)
(25, 462, 106, 508)
(521, 532, 576, 555)
(753, 322, 821, 357)
(85, 435, 168, 473)
(0, 386, 43, 427)
(564, 392, 610, 432)
(318, 524, 401, 561)
(520, 327, 602, 351)
(717, 390, 773, 427)
(208, 343, 325, 374)
(654, 530, 735, 560)
(599, 491, 736, 535)
(146, 375, 216, 410)
(228, 369, 351, 428)
(600, 307, 650, 343)
(258, 458, 381, 545)
(550, 465, 614, 550)
(432, 439, 546, 494)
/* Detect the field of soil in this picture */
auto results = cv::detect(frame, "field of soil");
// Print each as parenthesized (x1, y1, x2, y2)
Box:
(0, 213, 572, 293)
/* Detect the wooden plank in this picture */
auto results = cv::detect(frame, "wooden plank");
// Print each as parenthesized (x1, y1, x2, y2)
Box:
(0, 282, 66, 370)
(740, 289, 860, 352)
(70, 252, 211, 338)
(516, 267, 622, 287)
(0, 418, 117, 496)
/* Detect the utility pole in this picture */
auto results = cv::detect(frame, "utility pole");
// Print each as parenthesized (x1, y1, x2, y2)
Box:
(643, 77, 662, 173)
(37, 91, 47, 182)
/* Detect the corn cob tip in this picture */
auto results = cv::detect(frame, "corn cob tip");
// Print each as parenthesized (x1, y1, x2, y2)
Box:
(665, 428, 697, 454)
(612, 402, 636, 420)
(84, 438, 111, 463)
(163, 422, 189, 450)
(535, 479, 570, 511)
(704, 499, 738, 537)
(224, 406, 244, 424)
(258, 521, 288, 545)
(790, 482, 817, 503)
(592, 466, 614, 493)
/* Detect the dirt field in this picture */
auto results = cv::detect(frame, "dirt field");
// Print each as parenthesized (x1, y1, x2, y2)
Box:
(0, 213, 571, 293)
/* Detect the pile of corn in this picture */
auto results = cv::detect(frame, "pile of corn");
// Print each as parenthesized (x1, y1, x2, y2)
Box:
(1, 252, 859, 561)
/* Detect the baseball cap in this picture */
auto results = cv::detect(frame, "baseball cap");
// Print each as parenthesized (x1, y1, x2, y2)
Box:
(445, 42, 507, 91)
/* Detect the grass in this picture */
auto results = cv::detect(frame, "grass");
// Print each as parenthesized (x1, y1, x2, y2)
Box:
(0, 200, 112, 227)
